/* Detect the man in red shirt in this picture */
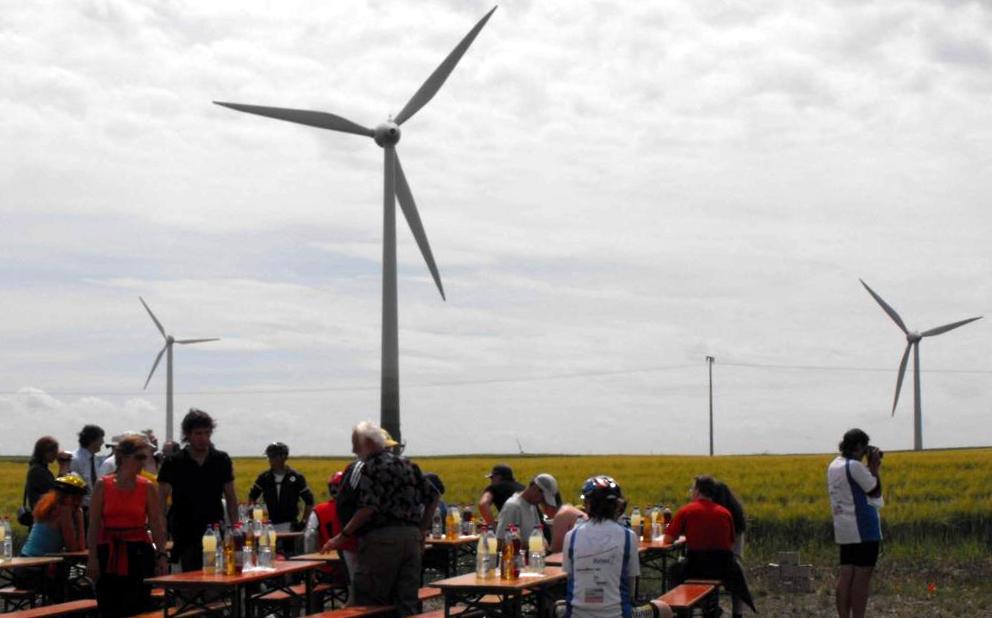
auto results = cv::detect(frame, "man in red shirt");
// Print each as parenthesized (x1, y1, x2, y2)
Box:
(664, 476, 755, 617)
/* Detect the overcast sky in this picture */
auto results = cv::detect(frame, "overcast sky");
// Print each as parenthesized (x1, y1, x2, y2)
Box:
(2, 0, 990, 457)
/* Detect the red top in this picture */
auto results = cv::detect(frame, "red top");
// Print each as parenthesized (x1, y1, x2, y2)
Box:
(101, 474, 150, 529)
(666, 499, 734, 551)
(314, 500, 357, 552)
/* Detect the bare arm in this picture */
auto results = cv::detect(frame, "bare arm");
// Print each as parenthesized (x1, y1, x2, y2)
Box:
(145, 483, 168, 574)
(87, 480, 105, 580)
(478, 491, 495, 525)
(224, 481, 238, 525)
(58, 505, 84, 551)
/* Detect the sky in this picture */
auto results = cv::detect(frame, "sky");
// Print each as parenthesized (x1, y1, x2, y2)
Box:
(2, 0, 990, 457)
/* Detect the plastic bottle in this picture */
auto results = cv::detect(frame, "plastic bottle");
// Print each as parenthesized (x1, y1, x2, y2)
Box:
(485, 525, 498, 570)
(242, 522, 255, 571)
(223, 525, 236, 575)
(462, 506, 475, 536)
(213, 524, 223, 574)
(202, 525, 217, 573)
(252, 501, 264, 523)
(267, 521, 277, 553)
(475, 532, 490, 578)
(528, 524, 544, 569)
(232, 523, 245, 573)
(445, 506, 458, 540)
(432, 511, 443, 538)
(1, 517, 12, 562)
(500, 527, 515, 581)
(630, 507, 642, 537)
(662, 506, 673, 532)
(257, 522, 272, 569)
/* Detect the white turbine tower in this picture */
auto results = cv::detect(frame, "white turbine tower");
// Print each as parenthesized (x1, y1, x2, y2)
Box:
(140, 297, 220, 443)
(214, 6, 497, 444)
(860, 280, 982, 451)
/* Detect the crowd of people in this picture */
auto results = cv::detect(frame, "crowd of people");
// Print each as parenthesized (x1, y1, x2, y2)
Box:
(19, 415, 884, 618)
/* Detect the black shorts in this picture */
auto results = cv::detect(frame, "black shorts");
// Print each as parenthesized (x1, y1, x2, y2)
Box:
(839, 541, 879, 567)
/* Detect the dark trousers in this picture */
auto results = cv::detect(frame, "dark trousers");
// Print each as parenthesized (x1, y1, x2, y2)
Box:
(173, 539, 203, 572)
(353, 526, 422, 617)
(96, 542, 154, 618)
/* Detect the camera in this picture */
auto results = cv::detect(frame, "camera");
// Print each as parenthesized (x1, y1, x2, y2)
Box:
(867, 445, 883, 460)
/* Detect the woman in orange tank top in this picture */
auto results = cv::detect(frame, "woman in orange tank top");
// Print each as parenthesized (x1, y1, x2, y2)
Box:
(87, 435, 167, 617)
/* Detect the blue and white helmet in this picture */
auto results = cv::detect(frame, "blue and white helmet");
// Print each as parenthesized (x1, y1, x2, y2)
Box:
(580, 475, 622, 503)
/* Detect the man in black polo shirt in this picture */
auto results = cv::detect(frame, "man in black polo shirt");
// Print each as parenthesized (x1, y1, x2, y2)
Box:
(477, 463, 524, 526)
(158, 409, 239, 571)
(248, 442, 314, 532)
(322, 421, 438, 617)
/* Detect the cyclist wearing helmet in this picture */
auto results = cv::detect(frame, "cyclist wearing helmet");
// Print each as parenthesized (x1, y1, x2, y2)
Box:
(20, 472, 88, 557)
(249, 442, 314, 532)
(563, 476, 671, 618)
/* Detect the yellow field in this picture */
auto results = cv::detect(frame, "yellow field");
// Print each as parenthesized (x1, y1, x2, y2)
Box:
(4, 449, 990, 550)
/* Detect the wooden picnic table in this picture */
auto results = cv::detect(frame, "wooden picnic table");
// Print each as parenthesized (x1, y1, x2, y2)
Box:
(290, 551, 342, 564)
(430, 567, 567, 618)
(0, 556, 65, 607)
(424, 535, 478, 578)
(145, 559, 322, 618)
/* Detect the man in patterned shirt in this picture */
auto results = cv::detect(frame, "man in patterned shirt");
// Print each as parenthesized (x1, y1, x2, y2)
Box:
(321, 421, 438, 616)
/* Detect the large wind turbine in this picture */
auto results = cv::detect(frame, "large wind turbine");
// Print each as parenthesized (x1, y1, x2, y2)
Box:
(860, 280, 982, 450)
(214, 6, 497, 444)
(140, 297, 220, 443)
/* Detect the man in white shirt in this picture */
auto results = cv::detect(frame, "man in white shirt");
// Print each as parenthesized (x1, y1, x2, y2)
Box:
(827, 428, 883, 618)
(69, 424, 105, 521)
(563, 476, 670, 618)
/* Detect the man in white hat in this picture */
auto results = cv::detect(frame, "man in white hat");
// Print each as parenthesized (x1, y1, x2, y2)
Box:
(495, 473, 559, 544)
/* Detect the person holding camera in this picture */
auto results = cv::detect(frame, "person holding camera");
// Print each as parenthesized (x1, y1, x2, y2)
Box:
(827, 428, 884, 618)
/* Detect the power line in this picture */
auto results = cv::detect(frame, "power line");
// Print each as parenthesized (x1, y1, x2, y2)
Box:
(0, 363, 697, 397)
(2, 360, 988, 398)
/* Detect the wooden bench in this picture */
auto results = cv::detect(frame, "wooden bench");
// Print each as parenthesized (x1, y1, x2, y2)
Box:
(656, 582, 720, 617)
(303, 605, 396, 618)
(3, 599, 98, 618)
(254, 582, 336, 616)
(1, 586, 41, 611)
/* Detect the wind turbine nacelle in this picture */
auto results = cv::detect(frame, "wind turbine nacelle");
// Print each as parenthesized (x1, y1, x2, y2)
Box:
(907, 332, 922, 343)
(373, 122, 401, 147)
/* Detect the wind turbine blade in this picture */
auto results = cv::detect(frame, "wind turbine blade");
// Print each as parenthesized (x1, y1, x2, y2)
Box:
(859, 279, 908, 334)
(144, 344, 168, 390)
(920, 316, 982, 338)
(139, 296, 167, 339)
(176, 338, 221, 345)
(214, 102, 374, 137)
(393, 6, 497, 125)
(394, 150, 445, 300)
(891, 342, 911, 416)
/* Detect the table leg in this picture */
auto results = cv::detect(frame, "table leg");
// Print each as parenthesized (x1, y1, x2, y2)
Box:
(232, 583, 242, 618)
(306, 568, 315, 614)
(511, 592, 523, 618)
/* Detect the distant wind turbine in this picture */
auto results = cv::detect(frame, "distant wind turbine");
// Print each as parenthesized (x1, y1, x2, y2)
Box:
(140, 297, 220, 443)
(214, 6, 497, 444)
(860, 279, 982, 451)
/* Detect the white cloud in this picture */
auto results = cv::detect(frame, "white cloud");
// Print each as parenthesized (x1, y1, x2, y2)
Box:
(2, 0, 990, 455)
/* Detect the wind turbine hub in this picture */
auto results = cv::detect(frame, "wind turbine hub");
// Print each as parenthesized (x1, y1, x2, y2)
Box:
(373, 122, 401, 147)
(166, 335, 175, 344)
(907, 332, 921, 343)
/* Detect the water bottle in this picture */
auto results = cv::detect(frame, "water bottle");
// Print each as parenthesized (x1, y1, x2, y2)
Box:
(528, 525, 545, 557)
(432, 511, 443, 538)
(257, 522, 272, 569)
(1, 518, 12, 562)
(213, 524, 223, 574)
(475, 532, 490, 578)
(223, 525, 236, 575)
(484, 526, 498, 574)
(630, 507, 642, 537)
(201, 525, 217, 573)
(232, 524, 245, 573)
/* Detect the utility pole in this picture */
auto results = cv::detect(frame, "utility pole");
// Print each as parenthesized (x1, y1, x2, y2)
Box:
(706, 355, 715, 456)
